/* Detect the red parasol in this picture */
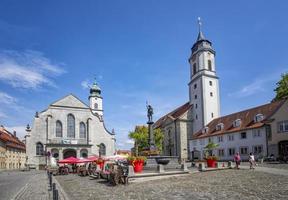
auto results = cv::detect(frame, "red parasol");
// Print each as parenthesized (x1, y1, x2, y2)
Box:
(58, 156, 79, 164)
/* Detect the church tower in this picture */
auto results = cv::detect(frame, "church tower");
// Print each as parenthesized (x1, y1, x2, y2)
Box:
(188, 18, 221, 133)
(89, 80, 103, 117)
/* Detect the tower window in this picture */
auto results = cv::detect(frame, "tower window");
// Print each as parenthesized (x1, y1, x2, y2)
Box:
(209, 81, 212, 86)
(193, 63, 197, 75)
(210, 92, 213, 97)
(194, 84, 197, 89)
(196, 115, 198, 120)
(195, 104, 198, 109)
(94, 103, 98, 109)
(211, 113, 214, 118)
(208, 60, 212, 71)
(195, 95, 197, 99)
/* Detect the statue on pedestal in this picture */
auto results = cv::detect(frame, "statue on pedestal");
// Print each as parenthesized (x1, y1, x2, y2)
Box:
(147, 104, 153, 123)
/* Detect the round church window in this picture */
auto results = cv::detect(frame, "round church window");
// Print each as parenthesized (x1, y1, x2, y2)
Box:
(53, 153, 59, 158)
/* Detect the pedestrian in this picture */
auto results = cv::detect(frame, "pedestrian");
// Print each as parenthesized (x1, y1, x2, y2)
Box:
(234, 152, 241, 169)
(249, 153, 256, 169)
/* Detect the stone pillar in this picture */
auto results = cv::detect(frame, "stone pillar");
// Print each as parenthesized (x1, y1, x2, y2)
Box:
(157, 164, 165, 173)
(128, 166, 135, 177)
(181, 162, 188, 171)
(228, 161, 233, 168)
(198, 162, 205, 171)
(147, 122, 156, 150)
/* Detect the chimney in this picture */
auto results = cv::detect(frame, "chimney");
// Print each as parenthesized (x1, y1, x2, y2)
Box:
(13, 131, 16, 137)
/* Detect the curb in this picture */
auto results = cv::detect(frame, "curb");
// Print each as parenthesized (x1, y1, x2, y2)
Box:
(53, 176, 71, 200)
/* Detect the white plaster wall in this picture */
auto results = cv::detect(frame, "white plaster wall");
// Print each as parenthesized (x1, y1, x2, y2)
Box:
(189, 127, 267, 160)
(26, 100, 115, 168)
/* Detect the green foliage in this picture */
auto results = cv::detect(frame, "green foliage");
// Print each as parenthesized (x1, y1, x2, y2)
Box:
(273, 73, 288, 101)
(204, 141, 219, 158)
(128, 126, 164, 155)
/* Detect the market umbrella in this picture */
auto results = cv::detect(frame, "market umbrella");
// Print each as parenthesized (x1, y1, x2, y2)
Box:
(76, 157, 92, 163)
(58, 156, 79, 164)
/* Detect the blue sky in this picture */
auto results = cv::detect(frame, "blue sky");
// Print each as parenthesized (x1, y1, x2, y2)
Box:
(0, 0, 287, 150)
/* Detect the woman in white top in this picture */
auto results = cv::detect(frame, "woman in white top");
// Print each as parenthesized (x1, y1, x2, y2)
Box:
(249, 152, 255, 169)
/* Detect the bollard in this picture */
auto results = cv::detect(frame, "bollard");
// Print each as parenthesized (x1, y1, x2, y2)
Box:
(52, 183, 56, 198)
(228, 161, 232, 168)
(157, 164, 165, 173)
(198, 163, 205, 171)
(128, 165, 135, 177)
(49, 174, 52, 189)
(55, 189, 59, 200)
(181, 162, 189, 171)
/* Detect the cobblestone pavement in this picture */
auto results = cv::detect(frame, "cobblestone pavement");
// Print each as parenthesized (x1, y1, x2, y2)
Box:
(240, 162, 288, 170)
(55, 169, 288, 200)
(0, 170, 51, 200)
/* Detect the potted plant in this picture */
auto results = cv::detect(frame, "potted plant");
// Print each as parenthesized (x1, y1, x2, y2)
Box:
(127, 156, 147, 173)
(204, 141, 219, 168)
(96, 157, 105, 170)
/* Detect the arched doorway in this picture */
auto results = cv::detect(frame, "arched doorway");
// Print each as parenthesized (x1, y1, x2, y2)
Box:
(63, 149, 77, 159)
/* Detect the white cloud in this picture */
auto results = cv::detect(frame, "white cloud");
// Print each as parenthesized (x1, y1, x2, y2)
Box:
(229, 69, 288, 98)
(0, 92, 17, 104)
(125, 139, 134, 145)
(0, 50, 65, 89)
(0, 111, 8, 118)
(81, 80, 90, 89)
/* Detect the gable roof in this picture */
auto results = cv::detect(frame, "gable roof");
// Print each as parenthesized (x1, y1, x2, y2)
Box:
(154, 102, 192, 129)
(0, 126, 26, 151)
(50, 94, 89, 109)
(192, 98, 287, 139)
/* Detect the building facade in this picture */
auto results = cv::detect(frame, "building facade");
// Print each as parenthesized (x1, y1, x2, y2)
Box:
(25, 81, 116, 169)
(189, 99, 288, 160)
(0, 126, 26, 170)
(155, 19, 288, 161)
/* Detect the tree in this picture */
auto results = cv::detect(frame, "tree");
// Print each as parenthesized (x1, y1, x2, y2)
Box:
(128, 125, 164, 156)
(273, 73, 288, 101)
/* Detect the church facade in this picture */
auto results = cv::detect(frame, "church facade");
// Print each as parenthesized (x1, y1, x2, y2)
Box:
(25, 82, 115, 169)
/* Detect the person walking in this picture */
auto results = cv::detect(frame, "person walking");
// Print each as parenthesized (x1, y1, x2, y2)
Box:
(249, 152, 256, 169)
(234, 152, 241, 169)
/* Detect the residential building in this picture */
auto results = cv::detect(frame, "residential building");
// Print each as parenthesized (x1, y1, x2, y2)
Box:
(0, 126, 26, 170)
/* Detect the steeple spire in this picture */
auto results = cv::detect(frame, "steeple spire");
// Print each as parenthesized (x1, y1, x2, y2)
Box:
(197, 17, 205, 41)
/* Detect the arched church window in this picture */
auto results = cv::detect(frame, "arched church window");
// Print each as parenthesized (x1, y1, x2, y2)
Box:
(208, 60, 212, 71)
(56, 120, 62, 137)
(99, 143, 106, 156)
(36, 142, 44, 156)
(67, 114, 75, 138)
(94, 103, 98, 109)
(79, 122, 86, 138)
(80, 149, 88, 158)
(193, 63, 197, 75)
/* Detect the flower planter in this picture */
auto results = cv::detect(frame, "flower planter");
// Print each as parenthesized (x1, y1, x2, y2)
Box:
(206, 159, 217, 168)
(133, 161, 144, 173)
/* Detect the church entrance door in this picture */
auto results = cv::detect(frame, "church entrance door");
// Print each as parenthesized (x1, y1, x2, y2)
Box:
(63, 149, 77, 159)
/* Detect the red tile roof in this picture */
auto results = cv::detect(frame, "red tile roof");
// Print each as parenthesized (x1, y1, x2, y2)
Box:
(192, 98, 287, 139)
(0, 127, 26, 151)
(154, 102, 192, 129)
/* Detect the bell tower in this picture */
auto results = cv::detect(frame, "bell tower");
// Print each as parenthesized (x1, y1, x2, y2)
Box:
(89, 80, 103, 117)
(188, 18, 221, 133)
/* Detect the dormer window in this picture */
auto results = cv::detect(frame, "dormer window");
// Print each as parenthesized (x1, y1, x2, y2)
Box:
(233, 119, 241, 128)
(202, 127, 209, 134)
(254, 114, 264, 122)
(216, 123, 224, 131)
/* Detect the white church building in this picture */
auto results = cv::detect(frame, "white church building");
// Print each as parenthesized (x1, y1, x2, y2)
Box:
(155, 19, 288, 161)
(25, 81, 116, 169)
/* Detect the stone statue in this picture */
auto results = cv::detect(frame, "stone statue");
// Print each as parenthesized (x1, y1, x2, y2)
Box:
(147, 104, 153, 122)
